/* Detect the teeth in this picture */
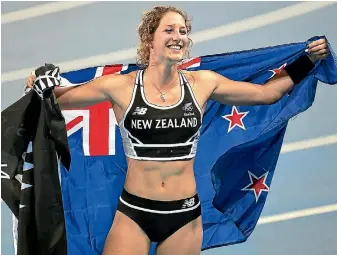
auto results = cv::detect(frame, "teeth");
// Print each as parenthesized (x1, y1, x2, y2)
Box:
(169, 45, 181, 50)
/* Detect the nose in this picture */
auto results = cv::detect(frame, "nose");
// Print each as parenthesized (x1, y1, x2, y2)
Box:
(172, 30, 182, 42)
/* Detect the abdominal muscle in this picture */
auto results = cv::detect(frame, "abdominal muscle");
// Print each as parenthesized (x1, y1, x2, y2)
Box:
(124, 157, 197, 201)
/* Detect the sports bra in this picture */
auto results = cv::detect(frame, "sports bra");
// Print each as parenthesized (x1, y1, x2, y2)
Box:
(118, 69, 202, 161)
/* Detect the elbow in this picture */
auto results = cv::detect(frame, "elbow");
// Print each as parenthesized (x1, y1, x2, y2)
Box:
(263, 97, 278, 105)
(260, 91, 282, 105)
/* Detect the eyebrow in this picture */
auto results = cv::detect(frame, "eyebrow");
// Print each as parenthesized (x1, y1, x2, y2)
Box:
(164, 24, 187, 29)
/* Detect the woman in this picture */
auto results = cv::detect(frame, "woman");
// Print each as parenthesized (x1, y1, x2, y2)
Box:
(27, 5, 329, 255)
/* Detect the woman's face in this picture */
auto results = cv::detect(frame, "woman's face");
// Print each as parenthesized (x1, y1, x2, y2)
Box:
(150, 11, 189, 65)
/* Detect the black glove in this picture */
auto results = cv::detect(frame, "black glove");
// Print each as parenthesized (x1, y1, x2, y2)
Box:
(33, 63, 61, 99)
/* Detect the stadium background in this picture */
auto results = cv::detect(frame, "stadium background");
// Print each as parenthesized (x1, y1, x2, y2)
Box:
(2, 2, 337, 254)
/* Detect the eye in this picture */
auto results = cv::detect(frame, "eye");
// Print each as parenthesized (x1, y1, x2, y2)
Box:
(165, 28, 173, 33)
(180, 30, 187, 35)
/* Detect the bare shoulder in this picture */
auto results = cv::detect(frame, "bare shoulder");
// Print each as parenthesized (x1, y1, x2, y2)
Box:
(198, 69, 222, 83)
(181, 69, 219, 90)
(87, 70, 137, 109)
(180, 69, 220, 110)
(99, 70, 136, 90)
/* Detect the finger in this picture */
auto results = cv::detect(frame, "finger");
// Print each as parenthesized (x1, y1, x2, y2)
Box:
(29, 75, 36, 83)
(27, 75, 36, 87)
(308, 38, 326, 49)
(27, 74, 35, 80)
(308, 44, 322, 53)
(308, 41, 320, 49)
(26, 77, 32, 85)
(26, 78, 33, 86)
(27, 81, 33, 88)
(311, 48, 329, 55)
(319, 38, 326, 44)
(309, 43, 327, 53)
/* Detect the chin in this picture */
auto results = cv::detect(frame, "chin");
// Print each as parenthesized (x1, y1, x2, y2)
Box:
(167, 55, 183, 64)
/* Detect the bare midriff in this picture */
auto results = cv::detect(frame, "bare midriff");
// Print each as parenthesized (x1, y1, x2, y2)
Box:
(124, 158, 197, 201)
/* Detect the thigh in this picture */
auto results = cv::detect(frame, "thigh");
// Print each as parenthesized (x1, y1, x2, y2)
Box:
(156, 215, 203, 255)
(102, 211, 151, 255)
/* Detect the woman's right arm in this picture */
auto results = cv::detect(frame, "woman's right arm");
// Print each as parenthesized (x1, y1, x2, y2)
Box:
(27, 72, 129, 109)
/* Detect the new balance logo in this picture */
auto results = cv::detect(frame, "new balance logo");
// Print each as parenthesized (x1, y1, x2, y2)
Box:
(182, 103, 193, 111)
(132, 107, 148, 115)
(182, 198, 195, 208)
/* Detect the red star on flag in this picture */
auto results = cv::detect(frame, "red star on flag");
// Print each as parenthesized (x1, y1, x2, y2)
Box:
(242, 171, 270, 202)
(268, 63, 287, 79)
(222, 106, 249, 133)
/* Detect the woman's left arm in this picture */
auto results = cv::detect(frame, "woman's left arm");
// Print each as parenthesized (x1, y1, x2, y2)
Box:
(205, 38, 329, 106)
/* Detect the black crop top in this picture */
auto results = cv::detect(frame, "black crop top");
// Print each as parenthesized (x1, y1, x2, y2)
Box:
(119, 70, 202, 161)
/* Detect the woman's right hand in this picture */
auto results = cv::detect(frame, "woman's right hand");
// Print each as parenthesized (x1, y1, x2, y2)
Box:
(24, 63, 128, 108)
(26, 73, 36, 89)
(26, 64, 61, 98)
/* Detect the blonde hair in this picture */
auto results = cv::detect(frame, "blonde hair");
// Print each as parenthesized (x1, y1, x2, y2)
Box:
(136, 6, 193, 68)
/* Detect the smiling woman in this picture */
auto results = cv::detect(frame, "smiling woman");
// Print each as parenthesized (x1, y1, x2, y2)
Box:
(136, 6, 193, 68)
(22, 3, 330, 255)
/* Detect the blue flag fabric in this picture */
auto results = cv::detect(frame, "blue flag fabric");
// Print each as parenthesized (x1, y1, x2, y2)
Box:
(52, 36, 337, 254)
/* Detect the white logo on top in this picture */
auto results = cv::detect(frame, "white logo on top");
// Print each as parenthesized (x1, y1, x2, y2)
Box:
(182, 102, 193, 112)
(132, 107, 148, 115)
(182, 198, 195, 208)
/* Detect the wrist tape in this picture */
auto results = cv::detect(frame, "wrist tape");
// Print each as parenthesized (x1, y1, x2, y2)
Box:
(284, 55, 315, 84)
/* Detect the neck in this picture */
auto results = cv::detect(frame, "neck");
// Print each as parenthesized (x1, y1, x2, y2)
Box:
(145, 61, 179, 89)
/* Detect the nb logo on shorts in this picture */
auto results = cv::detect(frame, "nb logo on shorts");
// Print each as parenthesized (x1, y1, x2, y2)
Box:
(132, 107, 148, 115)
(182, 102, 193, 112)
(182, 198, 195, 208)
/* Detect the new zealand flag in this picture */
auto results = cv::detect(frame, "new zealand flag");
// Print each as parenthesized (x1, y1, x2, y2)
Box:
(2, 36, 337, 255)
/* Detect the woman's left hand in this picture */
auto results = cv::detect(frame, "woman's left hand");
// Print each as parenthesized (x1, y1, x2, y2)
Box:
(307, 38, 330, 62)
